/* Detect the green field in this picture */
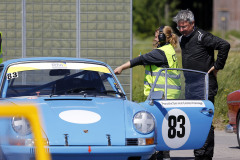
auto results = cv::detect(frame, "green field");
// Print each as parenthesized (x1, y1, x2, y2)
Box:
(132, 36, 240, 129)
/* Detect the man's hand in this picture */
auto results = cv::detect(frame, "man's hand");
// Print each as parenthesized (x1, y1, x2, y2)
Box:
(208, 66, 219, 77)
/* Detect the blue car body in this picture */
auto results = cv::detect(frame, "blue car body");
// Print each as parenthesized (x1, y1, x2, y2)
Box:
(0, 57, 214, 160)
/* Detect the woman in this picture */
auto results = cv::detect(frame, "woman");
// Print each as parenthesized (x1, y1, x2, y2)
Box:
(114, 26, 180, 99)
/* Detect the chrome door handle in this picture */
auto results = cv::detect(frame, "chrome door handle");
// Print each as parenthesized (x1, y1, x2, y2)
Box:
(201, 108, 213, 115)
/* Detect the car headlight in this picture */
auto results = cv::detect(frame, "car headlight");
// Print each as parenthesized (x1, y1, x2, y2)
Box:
(11, 117, 32, 136)
(133, 111, 155, 134)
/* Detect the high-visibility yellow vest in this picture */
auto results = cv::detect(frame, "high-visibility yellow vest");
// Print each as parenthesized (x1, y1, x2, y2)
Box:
(144, 44, 181, 99)
(0, 32, 2, 63)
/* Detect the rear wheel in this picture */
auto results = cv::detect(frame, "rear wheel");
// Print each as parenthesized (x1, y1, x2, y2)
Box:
(237, 113, 240, 148)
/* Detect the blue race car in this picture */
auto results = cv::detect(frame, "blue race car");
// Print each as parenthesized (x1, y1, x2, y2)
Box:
(0, 57, 214, 160)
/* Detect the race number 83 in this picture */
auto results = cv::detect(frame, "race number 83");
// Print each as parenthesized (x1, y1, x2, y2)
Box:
(162, 109, 190, 149)
(7, 72, 18, 80)
(168, 115, 185, 138)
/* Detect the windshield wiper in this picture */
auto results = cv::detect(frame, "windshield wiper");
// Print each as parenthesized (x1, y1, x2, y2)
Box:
(66, 87, 96, 94)
(100, 90, 125, 97)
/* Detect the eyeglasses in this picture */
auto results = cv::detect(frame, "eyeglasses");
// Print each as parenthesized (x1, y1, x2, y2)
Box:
(176, 25, 189, 30)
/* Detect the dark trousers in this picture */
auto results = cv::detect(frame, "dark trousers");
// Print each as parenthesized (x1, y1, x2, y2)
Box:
(194, 125, 214, 159)
(194, 96, 215, 159)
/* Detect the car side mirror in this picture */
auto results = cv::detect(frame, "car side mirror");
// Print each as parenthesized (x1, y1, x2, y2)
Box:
(149, 91, 164, 100)
(148, 91, 164, 106)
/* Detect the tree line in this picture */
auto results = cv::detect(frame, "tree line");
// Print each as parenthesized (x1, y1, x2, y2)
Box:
(133, 0, 213, 38)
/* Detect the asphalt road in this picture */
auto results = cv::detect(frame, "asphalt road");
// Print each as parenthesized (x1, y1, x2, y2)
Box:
(170, 130, 240, 160)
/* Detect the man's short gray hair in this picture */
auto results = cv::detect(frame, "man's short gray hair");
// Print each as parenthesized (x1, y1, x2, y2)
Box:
(173, 9, 195, 23)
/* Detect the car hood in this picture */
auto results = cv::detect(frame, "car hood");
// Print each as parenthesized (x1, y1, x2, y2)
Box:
(8, 97, 126, 146)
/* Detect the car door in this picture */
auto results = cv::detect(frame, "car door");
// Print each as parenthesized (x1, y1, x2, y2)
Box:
(143, 68, 214, 151)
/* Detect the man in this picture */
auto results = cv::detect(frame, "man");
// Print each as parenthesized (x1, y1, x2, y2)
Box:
(173, 9, 230, 160)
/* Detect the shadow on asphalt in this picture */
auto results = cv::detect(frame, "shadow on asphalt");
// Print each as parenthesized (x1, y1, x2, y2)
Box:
(229, 146, 240, 149)
(171, 157, 194, 160)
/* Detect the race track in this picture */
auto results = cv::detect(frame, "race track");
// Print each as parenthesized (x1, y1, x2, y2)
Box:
(170, 130, 240, 160)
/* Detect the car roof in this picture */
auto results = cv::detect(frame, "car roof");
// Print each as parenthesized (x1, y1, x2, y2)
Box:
(1, 57, 107, 66)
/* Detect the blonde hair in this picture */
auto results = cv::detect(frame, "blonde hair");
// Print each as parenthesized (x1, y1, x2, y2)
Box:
(163, 26, 178, 48)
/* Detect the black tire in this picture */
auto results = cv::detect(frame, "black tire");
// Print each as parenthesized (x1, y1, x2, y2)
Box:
(148, 152, 157, 160)
(237, 113, 240, 148)
(0, 147, 6, 160)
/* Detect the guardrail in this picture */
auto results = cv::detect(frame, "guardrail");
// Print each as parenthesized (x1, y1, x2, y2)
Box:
(0, 104, 51, 160)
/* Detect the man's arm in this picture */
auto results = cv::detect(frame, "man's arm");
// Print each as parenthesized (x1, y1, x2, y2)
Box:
(202, 33, 230, 71)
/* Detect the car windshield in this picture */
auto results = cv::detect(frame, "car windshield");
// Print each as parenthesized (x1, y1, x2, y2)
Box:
(4, 61, 124, 98)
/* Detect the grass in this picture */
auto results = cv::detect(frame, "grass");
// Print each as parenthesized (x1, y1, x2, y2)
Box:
(132, 36, 240, 129)
(213, 51, 240, 129)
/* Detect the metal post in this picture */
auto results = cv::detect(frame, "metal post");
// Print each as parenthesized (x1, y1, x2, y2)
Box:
(22, 0, 27, 84)
(130, 0, 133, 100)
(76, 0, 81, 58)
(22, 0, 26, 58)
(164, 69, 167, 100)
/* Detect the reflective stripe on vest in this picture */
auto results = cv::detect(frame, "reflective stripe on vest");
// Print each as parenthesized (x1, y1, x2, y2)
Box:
(145, 70, 181, 79)
(144, 44, 181, 99)
(144, 81, 181, 90)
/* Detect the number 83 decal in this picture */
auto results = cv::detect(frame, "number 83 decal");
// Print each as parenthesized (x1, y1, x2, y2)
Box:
(162, 109, 191, 149)
(7, 72, 18, 80)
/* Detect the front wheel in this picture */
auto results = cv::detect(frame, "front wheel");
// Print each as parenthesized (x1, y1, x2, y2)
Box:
(237, 113, 240, 148)
(0, 147, 6, 160)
